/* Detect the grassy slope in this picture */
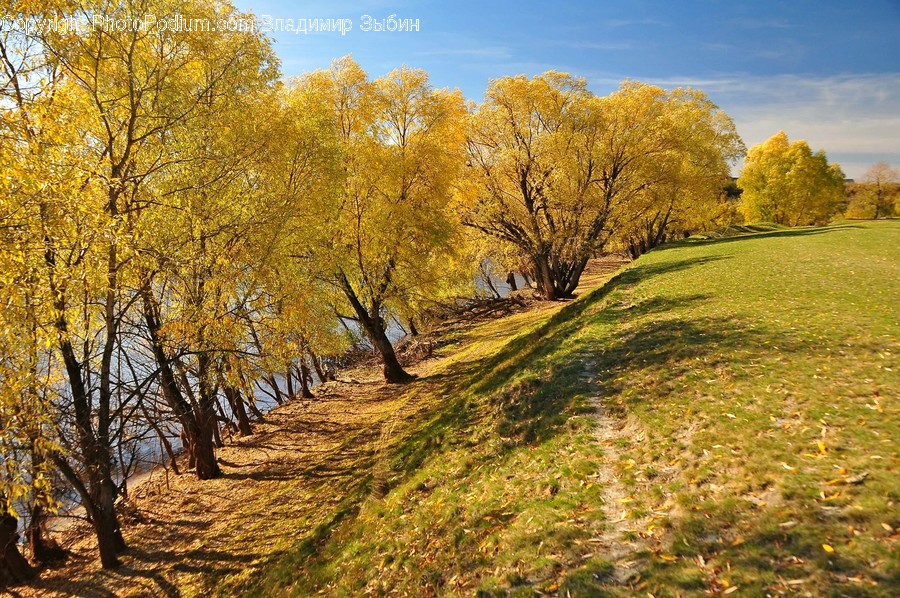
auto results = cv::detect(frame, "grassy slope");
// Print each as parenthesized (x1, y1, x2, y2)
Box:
(239, 221, 898, 597)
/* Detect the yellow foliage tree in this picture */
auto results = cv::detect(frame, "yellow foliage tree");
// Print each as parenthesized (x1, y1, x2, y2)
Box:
(2, 0, 281, 568)
(738, 131, 845, 226)
(290, 57, 470, 383)
(614, 87, 744, 257)
(464, 76, 744, 297)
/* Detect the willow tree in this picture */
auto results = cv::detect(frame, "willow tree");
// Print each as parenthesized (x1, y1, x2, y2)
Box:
(615, 87, 745, 257)
(291, 57, 469, 383)
(1, 2, 133, 567)
(130, 5, 280, 480)
(465, 76, 746, 298)
(463, 73, 592, 300)
(0, 129, 53, 580)
(738, 131, 845, 226)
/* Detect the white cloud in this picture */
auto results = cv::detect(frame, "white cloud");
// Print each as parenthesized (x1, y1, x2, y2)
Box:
(595, 73, 900, 178)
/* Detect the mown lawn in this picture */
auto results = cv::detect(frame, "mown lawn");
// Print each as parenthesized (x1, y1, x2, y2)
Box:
(238, 221, 898, 597)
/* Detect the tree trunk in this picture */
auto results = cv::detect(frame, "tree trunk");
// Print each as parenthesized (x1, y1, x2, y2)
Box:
(265, 374, 285, 404)
(246, 397, 266, 421)
(26, 445, 68, 563)
(26, 504, 67, 564)
(51, 455, 122, 568)
(181, 429, 196, 470)
(56, 326, 124, 569)
(94, 498, 125, 566)
(211, 396, 226, 447)
(560, 257, 589, 297)
(310, 350, 328, 383)
(533, 255, 557, 300)
(194, 352, 222, 480)
(141, 285, 219, 480)
(191, 407, 220, 480)
(298, 360, 314, 399)
(224, 385, 253, 437)
(338, 271, 414, 383)
(0, 513, 33, 586)
(285, 367, 295, 400)
(367, 318, 414, 383)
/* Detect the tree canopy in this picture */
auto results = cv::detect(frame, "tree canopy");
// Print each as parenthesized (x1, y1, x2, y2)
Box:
(289, 56, 471, 383)
(845, 162, 899, 219)
(463, 75, 743, 298)
(738, 131, 845, 226)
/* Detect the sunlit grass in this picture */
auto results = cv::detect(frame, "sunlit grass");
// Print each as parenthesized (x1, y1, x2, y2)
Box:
(237, 221, 898, 596)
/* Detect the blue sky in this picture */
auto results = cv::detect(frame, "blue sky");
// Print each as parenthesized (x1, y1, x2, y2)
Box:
(233, 1, 900, 179)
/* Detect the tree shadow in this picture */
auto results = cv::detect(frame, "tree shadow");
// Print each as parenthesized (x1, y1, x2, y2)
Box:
(378, 256, 727, 499)
(26, 243, 814, 596)
(654, 223, 864, 251)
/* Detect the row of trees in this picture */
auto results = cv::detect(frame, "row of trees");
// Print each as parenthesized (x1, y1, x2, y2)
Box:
(463, 75, 744, 297)
(1, 1, 747, 577)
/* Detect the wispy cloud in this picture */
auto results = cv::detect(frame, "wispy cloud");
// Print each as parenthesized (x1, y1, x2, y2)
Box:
(584, 72, 900, 177)
(603, 18, 667, 29)
(727, 17, 793, 30)
(414, 46, 512, 59)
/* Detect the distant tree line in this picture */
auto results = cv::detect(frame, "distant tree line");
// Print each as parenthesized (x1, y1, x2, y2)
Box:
(845, 162, 900, 220)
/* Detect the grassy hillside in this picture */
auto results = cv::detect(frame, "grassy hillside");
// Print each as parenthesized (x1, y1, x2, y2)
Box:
(28, 222, 897, 597)
(231, 221, 897, 596)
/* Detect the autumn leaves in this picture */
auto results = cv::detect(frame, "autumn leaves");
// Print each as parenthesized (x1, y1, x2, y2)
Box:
(464, 76, 745, 299)
(737, 131, 846, 226)
(0, 0, 820, 578)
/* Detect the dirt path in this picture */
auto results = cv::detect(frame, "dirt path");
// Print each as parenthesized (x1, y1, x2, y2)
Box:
(577, 282, 675, 587)
(23, 362, 434, 597)
(580, 358, 653, 585)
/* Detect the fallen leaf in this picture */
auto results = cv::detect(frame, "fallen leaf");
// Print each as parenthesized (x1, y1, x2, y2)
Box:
(823, 544, 835, 553)
(846, 472, 870, 484)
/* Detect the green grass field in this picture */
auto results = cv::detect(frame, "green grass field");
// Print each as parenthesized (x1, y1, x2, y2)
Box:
(237, 221, 898, 597)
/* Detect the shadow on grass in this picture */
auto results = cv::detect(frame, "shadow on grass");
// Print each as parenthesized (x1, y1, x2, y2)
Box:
(239, 487, 369, 598)
(655, 223, 864, 251)
(256, 224, 897, 595)
(356, 257, 730, 516)
(250, 244, 870, 595)
(240, 255, 730, 595)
